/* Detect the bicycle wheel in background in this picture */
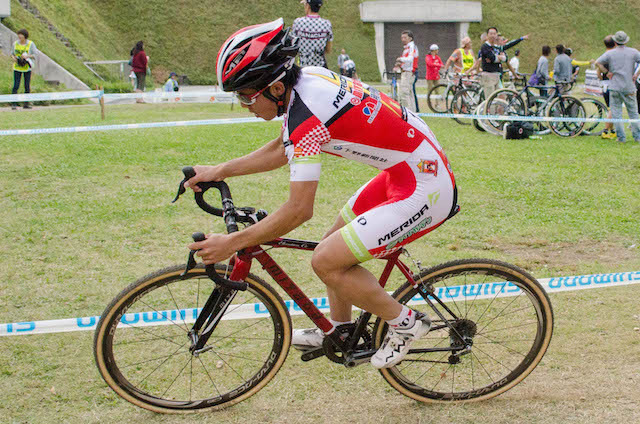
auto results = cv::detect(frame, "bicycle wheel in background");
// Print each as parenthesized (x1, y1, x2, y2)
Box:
(580, 97, 607, 136)
(94, 264, 291, 413)
(450, 88, 483, 125)
(485, 89, 527, 135)
(374, 258, 554, 402)
(427, 83, 449, 113)
(546, 96, 585, 137)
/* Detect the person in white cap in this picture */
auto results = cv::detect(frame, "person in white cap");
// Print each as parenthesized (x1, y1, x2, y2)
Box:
(596, 30, 640, 143)
(425, 44, 443, 92)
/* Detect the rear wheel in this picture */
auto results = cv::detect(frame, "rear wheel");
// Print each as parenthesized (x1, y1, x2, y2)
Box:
(94, 264, 291, 413)
(580, 97, 607, 136)
(374, 259, 554, 402)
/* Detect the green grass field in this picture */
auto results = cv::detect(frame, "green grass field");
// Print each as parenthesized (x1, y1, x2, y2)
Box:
(1, 103, 639, 423)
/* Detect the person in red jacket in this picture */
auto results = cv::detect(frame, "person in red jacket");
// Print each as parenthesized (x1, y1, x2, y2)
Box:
(131, 41, 148, 103)
(425, 44, 443, 91)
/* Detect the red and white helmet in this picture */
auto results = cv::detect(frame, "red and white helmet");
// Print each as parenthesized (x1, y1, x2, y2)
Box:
(216, 18, 299, 92)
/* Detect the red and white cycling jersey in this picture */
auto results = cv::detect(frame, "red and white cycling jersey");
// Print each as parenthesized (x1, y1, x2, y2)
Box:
(281, 67, 457, 261)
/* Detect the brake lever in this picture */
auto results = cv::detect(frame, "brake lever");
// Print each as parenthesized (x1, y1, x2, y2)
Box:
(181, 232, 206, 277)
(172, 166, 197, 203)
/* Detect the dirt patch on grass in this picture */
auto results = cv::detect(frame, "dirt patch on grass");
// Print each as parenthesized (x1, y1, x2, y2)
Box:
(487, 238, 639, 273)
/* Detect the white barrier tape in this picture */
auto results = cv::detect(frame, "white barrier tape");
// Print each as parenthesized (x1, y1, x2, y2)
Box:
(0, 90, 102, 103)
(1, 270, 638, 337)
(0, 116, 282, 137)
(0, 90, 235, 103)
(103, 92, 236, 103)
(417, 112, 640, 124)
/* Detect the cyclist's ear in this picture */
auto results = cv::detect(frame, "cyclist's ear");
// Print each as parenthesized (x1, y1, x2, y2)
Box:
(270, 81, 286, 97)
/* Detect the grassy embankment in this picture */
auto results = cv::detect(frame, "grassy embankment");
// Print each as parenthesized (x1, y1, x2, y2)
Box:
(4, 0, 640, 87)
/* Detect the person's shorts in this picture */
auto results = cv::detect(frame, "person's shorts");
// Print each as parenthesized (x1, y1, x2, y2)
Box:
(339, 141, 456, 262)
(602, 86, 610, 107)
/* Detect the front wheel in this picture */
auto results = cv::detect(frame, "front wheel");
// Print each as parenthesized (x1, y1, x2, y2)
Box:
(374, 259, 554, 402)
(94, 264, 291, 413)
(546, 96, 585, 137)
(427, 83, 449, 113)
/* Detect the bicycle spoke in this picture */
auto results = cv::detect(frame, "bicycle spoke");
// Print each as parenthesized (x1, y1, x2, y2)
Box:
(160, 354, 193, 398)
(137, 341, 189, 387)
(165, 284, 191, 332)
(197, 355, 222, 398)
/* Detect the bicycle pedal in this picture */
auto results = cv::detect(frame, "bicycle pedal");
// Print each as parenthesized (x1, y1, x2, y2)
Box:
(299, 346, 325, 361)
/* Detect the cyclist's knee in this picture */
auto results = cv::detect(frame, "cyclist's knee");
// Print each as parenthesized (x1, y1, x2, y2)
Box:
(311, 244, 334, 281)
(311, 240, 351, 285)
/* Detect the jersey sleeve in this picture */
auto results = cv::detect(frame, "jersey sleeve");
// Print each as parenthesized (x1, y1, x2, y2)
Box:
(283, 92, 331, 182)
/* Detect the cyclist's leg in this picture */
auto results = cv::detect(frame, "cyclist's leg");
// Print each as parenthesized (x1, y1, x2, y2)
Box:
(320, 214, 353, 323)
(312, 154, 456, 320)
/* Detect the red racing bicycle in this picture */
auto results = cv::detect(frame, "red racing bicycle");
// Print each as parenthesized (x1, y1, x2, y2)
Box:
(93, 167, 554, 413)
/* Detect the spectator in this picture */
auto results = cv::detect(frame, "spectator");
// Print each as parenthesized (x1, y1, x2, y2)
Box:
(10, 29, 37, 110)
(396, 30, 419, 111)
(565, 47, 594, 81)
(342, 58, 358, 79)
(474, 27, 505, 98)
(553, 44, 573, 93)
(636, 61, 640, 112)
(425, 44, 443, 92)
(443, 36, 474, 74)
(598, 36, 616, 139)
(509, 49, 520, 77)
(131, 41, 148, 103)
(292, 0, 333, 68)
(164, 72, 179, 92)
(534, 45, 552, 96)
(596, 31, 640, 143)
(497, 36, 521, 81)
(337, 48, 350, 75)
(500, 34, 529, 52)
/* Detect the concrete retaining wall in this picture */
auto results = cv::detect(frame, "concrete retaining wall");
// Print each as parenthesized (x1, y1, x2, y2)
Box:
(0, 23, 89, 90)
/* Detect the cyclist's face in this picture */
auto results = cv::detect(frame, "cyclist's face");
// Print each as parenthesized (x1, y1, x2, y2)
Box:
(401, 34, 410, 45)
(238, 82, 285, 121)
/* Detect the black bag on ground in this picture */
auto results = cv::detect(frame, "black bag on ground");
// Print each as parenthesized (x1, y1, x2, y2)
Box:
(504, 121, 534, 139)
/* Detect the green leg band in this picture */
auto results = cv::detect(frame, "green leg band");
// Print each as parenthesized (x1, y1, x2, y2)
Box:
(340, 222, 373, 263)
(340, 203, 357, 224)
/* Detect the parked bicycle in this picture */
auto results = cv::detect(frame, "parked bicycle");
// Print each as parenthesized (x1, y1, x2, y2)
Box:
(93, 167, 554, 413)
(427, 72, 481, 114)
(484, 75, 586, 137)
(383, 71, 401, 102)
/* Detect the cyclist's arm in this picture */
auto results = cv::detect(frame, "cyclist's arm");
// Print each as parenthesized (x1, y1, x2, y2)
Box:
(185, 135, 288, 191)
(191, 180, 318, 264)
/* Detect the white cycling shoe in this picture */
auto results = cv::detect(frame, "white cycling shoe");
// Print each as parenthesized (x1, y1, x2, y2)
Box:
(370, 312, 432, 369)
(292, 328, 325, 351)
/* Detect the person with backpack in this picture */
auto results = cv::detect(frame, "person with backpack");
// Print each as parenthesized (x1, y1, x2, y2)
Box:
(530, 45, 551, 96)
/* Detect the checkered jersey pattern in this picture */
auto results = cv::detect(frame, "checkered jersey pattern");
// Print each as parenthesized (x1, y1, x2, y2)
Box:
(294, 123, 331, 158)
(292, 16, 333, 67)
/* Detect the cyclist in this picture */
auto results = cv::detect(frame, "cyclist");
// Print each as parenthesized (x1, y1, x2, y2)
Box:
(186, 19, 457, 369)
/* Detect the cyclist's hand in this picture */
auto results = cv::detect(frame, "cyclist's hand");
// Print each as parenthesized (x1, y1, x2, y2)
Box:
(184, 165, 225, 193)
(189, 233, 236, 265)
